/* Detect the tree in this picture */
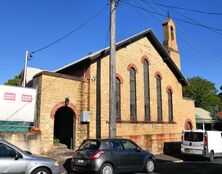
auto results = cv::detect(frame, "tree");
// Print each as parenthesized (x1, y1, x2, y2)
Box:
(183, 76, 222, 113)
(218, 85, 222, 102)
(4, 72, 22, 86)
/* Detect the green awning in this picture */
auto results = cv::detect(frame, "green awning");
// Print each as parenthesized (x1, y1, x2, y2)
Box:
(0, 121, 31, 132)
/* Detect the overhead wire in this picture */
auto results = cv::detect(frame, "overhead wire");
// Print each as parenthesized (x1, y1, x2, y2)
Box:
(139, 0, 222, 16)
(173, 10, 222, 35)
(5, 3, 111, 124)
(120, 1, 222, 35)
(5, 1, 122, 124)
(121, 0, 222, 74)
(136, 0, 222, 71)
(30, 3, 109, 56)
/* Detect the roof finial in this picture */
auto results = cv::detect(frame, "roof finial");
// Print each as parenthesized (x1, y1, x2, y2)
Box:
(167, 10, 170, 18)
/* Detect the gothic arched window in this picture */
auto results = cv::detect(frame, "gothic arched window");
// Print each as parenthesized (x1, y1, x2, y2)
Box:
(168, 89, 173, 122)
(130, 68, 137, 120)
(116, 77, 121, 120)
(156, 75, 162, 122)
(144, 60, 150, 121)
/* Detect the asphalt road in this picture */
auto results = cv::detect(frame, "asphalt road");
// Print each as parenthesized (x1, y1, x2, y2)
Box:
(64, 157, 222, 174)
(147, 157, 222, 174)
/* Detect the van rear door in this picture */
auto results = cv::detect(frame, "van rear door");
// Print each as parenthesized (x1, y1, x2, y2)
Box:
(182, 131, 205, 155)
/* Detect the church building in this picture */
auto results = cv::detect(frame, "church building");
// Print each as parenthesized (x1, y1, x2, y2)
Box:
(32, 18, 195, 154)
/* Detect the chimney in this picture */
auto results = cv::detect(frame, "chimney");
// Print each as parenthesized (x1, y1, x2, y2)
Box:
(162, 18, 181, 69)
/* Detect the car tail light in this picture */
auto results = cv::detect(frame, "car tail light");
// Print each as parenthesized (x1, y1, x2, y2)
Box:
(204, 135, 208, 147)
(90, 150, 106, 160)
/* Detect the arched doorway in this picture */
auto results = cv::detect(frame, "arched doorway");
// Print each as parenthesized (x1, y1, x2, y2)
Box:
(54, 106, 75, 149)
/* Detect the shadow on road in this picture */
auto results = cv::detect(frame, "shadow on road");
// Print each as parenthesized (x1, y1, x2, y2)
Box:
(156, 161, 222, 174)
(63, 158, 73, 174)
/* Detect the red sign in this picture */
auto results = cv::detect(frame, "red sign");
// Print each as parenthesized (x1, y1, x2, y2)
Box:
(22, 94, 32, 102)
(4, 93, 16, 101)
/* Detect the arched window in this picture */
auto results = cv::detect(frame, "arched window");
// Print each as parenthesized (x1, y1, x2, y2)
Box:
(116, 77, 121, 120)
(130, 68, 137, 121)
(170, 26, 174, 40)
(168, 89, 173, 122)
(144, 60, 150, 121)
(156, 75, 162, 122)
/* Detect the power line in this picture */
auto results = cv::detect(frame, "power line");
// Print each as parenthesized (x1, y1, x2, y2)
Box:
(31, 4, 108, 55)
(120, 1, 222, 35)
(130, 0, 222, 71)
(140, 0, 222, 16)
(173, 9, 222, 36)
(137, 0, 222, 67)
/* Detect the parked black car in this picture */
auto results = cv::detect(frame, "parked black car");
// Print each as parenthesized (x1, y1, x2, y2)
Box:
(71, 138, 156, 174)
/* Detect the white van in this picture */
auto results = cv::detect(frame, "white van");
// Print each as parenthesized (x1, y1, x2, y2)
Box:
(181, 130, 222, 161)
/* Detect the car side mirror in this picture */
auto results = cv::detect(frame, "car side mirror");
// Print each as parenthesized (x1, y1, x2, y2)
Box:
(135, 147, 142, 152)
(15, 152, 21, 160)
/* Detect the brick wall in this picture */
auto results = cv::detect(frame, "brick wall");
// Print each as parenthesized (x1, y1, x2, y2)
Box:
(89, 37, 195, 153)
(36, 73, 89, 153)
(32, 30, 195, 154)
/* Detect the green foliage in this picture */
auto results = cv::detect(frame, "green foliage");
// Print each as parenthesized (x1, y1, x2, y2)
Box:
(4, 72, 22, 86)
(53, 138, 60, 145)
(219, 85, 222, 101)
(183, 76, 222, 113)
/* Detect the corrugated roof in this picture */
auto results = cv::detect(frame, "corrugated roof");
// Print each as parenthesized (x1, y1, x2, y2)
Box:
(195, 107, 216, 123)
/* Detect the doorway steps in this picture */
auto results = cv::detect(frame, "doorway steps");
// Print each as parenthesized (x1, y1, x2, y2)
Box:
(49, 143, 75, 173)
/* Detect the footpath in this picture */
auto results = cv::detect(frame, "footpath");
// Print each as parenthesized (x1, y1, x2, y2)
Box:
(155, 154, 183, 164)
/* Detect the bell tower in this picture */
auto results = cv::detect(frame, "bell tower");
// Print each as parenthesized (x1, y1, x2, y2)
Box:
(162, 18, 181, 69)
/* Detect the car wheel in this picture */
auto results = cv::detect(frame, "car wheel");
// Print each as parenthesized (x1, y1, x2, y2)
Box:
(32, 167, 51, 174)
(209, 150, 214, 162)
(100, 163, 114, 174)
(145, 159, 155, 173)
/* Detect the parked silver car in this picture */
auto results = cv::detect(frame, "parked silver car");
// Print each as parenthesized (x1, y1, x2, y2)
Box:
(0, 139, 61, 174)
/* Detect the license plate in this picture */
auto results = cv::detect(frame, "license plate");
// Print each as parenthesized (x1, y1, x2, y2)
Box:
(185, 148, 191, 152)
(77, 159, 84, 163)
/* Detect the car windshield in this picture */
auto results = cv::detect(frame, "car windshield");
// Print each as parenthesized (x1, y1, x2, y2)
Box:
(184, 132, 203, 142)
(79, 140, 100, 150)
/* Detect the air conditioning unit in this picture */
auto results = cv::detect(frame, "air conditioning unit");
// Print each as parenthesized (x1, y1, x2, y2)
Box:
(80, 111, 90, 123)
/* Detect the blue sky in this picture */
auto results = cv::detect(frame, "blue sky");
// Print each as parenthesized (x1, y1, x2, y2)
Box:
(0, 0, 222, 91)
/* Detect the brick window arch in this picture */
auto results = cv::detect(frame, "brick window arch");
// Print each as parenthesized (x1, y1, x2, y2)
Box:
(50, 101, 80, 119)
(141, 55, 151, 65)
(166, 86, 174, 93)
(154, 71, 163, 80)
(127, 64, 138, 73)
(116, 73, 123, 84)
(184, 119, 193, 130)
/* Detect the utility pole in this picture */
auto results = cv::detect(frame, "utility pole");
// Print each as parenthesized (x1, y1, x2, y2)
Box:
(22, 50, 29, 87)
(109, 0, 117, 138)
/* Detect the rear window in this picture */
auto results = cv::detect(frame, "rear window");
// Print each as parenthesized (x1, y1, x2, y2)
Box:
(79, 140, 100, 150)
(100, 141, 123, 150)
(184, 132, 203, 142)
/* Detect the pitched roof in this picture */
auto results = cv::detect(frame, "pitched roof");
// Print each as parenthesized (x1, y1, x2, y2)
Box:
(216, 112, 222, 120)
(195, 107, 216, 123)
(54, 28, 188, 86)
